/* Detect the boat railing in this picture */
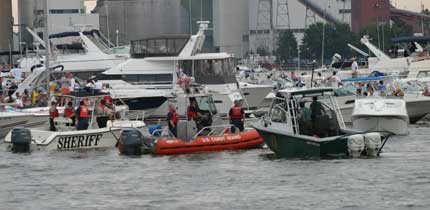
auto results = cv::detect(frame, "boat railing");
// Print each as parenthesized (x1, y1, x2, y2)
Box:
(329, 96, 346, 129)
(151, 128, 175, 139)
(192, 124, 233, 139)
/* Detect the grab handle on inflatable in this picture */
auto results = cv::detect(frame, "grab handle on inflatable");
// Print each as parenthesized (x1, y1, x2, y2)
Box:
(192, 124, 234, 139)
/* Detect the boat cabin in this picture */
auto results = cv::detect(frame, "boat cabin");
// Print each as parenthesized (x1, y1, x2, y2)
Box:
(267, 88, 345, 138)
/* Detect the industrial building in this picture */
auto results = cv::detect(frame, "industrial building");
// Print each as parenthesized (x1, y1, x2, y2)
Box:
(248, 0, 352, 54)
(94, 0, 189, 46)
(0, 0, 13, 53)
(19, 0, 99, 47)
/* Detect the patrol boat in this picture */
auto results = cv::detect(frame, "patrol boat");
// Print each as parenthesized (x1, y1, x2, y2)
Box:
(253, 88, 392, 158)
(117, 87, 263, 156)
(4, 92, 146, 152)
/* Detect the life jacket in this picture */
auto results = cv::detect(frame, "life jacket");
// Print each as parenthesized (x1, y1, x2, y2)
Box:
(80, 106, 89, 118)
(230, 106, 243, 120)
(50, 109, 59, 119)
(64, 107, 74, 118)
(187, 106, 198, 120)
(172, 111, 179, 124)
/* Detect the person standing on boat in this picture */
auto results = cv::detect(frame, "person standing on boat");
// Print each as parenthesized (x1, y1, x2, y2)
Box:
(229, 100, 245, 133)
(297, 101, 311, 135)
(187, 100, 204, 131)
(310, 96, 324, 136)
(351, 57, 359, 78)
(76, 100, 90, 130)
(96, 99, 112, 128)
(49, 101, 59, 131)
(167, 104, 179, 137)
(64, 101, 75, 126)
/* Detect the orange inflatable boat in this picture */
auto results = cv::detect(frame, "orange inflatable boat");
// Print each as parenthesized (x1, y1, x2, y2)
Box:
(152, 129, 263, 155)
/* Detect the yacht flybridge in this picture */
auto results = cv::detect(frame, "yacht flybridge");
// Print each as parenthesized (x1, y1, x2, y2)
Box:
(102, 21, 243, 118)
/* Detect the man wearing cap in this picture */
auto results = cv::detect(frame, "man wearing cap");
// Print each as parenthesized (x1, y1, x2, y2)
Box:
(229, 100, 245, 133)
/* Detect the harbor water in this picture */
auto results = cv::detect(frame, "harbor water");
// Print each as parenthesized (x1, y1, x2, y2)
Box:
(1, 126, 430, 210)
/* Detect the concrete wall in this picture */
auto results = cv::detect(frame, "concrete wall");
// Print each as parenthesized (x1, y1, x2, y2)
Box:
(0, 0, 13, 52)
(213, 0, 249, 57)
(94, 0, 189, 46)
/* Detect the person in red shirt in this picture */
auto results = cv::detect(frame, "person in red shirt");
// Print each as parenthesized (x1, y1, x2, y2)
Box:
(63, 101, 75, 126)
(49, 101, 59, 131)
(229, 100, 245, 133)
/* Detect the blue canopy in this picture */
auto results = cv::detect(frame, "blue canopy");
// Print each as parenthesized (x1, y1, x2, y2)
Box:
(392, 36, 430, 43)
(341, 76, 385, 82)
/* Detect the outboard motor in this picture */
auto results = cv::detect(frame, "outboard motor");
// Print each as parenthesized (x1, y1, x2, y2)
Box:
(347, 134, 365, 158)
(118, 128, 143, 156)
(11, 128, 32, 153)
(364, 133, 382, 157)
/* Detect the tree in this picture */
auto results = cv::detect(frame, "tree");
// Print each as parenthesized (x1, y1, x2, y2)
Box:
(256, 46, 270, 56)
(301, 23, 357, 63)
(276, 30, 298, 63)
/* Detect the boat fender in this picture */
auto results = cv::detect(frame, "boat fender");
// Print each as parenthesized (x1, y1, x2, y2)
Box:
(118, 128, 143, 156)
(347, 134, 364, 158)
(364, 133, 382, 157)
(11, 128, 32, 153)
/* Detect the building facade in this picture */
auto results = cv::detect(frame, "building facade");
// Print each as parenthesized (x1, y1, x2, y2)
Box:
(0, 0, 13, 53)
(19, 0, 99, 46)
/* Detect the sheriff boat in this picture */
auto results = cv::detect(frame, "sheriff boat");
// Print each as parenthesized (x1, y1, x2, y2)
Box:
(253, 88, 392, 158)
(4, 92, 146, 152)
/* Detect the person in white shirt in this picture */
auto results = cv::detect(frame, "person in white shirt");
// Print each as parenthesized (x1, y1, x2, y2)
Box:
(10, 64, 23, 83)
(67, 73, 76, 92)
(351, 57, 359, 78)
(327, 71, 341, 87)
(94, 79, 103, 91)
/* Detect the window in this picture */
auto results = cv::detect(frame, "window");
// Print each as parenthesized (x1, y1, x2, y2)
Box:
(49, 9, 79, 14)
(195, 96, 217, 115)
(122, 74, 173, 85)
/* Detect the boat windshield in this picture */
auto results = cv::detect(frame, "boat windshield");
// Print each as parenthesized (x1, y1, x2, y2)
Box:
(130, 35, 189, 58)
(195, 95, 217, 115)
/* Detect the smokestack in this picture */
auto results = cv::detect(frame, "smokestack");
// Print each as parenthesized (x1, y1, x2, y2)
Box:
(0, 0, 13, 53)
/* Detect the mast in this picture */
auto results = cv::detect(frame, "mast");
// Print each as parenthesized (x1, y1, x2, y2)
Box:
(43, 0, 50, 99)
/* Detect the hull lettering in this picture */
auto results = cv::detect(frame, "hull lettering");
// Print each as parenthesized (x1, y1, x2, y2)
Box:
(57, 134, 104, 150)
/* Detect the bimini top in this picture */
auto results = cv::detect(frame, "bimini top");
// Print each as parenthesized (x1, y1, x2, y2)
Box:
(278, 87, 335, 97)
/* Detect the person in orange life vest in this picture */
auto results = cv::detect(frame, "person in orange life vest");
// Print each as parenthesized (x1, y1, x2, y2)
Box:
(75, 100, 89, 130)
(49, 101, 59, 131)
(167, 104, 179, 137)
(63, 101, 75, 126)
(187, 99, 204, 131)
(229, 100, 245, 133)
(96, 99, 112, 128)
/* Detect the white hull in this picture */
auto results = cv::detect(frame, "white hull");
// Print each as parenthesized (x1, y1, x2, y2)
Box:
(352, 116, 409, 135)
(240, 85, 273, 109)
(4, 121, 146, 151)
(337, 95, 430, 124)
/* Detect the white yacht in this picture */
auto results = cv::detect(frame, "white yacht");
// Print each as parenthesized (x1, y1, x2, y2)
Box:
(352, 98, 409, 135)
(102, 21, 244, 118)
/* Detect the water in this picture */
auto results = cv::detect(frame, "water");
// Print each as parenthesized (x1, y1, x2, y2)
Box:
(1, 126, 430, 210)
